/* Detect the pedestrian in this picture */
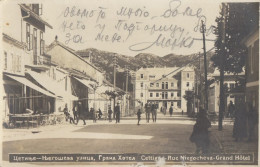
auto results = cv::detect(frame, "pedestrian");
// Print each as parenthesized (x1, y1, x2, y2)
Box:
(163, 105, 166, 115)
(137, 109, 142, 125)
(145, 103, 150, 123)
(73, 104, 78, 122)
(108, 107, 112, 122)
(182, 110, 184, 115)
(76, 102, 86, 125)
(115, 102, 120, 123)
(189, 108, 211, 154)
(227, 101, 235, 118)
(152, 103, 157, 122)
(63, 104, 69, 121)
(247, 102, 257, 142)
(91, 107, 96, 123)
(169, 105, 173, 117)
(98, 108, 103, 119)
(232, 100, 247, 142)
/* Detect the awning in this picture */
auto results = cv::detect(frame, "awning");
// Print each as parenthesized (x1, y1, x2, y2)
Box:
(27, 71, 78, 101)
(74, 77, 95, 91)
(5, 74, 56, 98)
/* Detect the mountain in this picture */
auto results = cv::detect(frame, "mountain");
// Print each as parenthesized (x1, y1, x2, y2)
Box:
(76, 48, 215, 91)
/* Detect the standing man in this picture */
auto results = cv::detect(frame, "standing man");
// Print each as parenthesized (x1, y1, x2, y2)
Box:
(108, 106, 112, 122)
(77, 102, 86, 125)
(137, 109, 142, 125)
(227, 101, 235, 118)
(152, 103, 157, 122)
(169, 105, 173, 117)
(115, 102, 121, 123)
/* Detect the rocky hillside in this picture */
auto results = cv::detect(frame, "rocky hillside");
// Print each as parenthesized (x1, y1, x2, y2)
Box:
(76, 48, 215, 91)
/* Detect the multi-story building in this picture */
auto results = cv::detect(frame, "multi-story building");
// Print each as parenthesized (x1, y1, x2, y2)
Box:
(135, 67, 195, 111)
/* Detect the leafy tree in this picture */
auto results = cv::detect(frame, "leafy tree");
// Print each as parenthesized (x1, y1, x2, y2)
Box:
(211, 3, 258, 73)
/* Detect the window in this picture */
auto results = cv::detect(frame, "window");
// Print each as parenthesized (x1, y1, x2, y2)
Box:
(156, 93, 159, 97)
(141, 93, 143, 97)
(177, 92, 180, 97)
(186, 82, 189, 87)
(165, 92, 168, 99)
(162, 82, 164, 89)
(26, 23, 30, 51)
(4, 51, 7, 70)
(230, 83, 235, 90)
(156, 83, 159, 87)
(171, 82, 174, 87)
(32, 4, 40, 15)
(171, 92, 174, 97)
(40, 31, 44, 55)
(166, 82, 168, 89)
(250, 45, 253, 74)
(187, 73, 190, 78)
(171, 102, 174, 106)
(150, 83, 154, 87)
(39, 4, 43, 15)
(33, 28, 37, 61)
(141, 82, 143, 88)
(17, 55, 21, 72)
(162, 92, 164, 99)
(150, 93, 153, 97)
(141, 74, 143, 78)
(177, 81, 180, 88)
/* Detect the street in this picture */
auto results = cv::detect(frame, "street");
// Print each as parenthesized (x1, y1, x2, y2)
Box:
(4, 112, 254, 166)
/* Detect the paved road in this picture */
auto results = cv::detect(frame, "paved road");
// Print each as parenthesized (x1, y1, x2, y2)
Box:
(3, 114, 222, 164)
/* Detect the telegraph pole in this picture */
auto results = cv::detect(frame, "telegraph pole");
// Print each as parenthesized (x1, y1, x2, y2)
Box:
(219, 3, 227, 131)
(113, 55, 117, 118)
(201, 20, 209, 112)
(125, 65, 129, 116)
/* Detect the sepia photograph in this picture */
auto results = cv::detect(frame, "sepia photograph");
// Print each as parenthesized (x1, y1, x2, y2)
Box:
(0, 0, 259, 166)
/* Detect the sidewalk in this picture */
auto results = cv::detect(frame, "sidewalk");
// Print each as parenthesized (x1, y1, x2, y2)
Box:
(211, 124, 258, 154)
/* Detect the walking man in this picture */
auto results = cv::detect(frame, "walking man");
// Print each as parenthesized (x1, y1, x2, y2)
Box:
(76, 102, 86, 125)
(145, 102, 150, 123)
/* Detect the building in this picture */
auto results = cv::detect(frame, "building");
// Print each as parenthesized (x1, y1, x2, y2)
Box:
(134, 67, 195, 112)
(242, 29, 259, 113)
(208, 69, 245, 113)
(1, 4, 62, 124)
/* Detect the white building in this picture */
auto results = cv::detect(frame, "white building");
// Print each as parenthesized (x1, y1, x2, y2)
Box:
(134, 67, 195, 112)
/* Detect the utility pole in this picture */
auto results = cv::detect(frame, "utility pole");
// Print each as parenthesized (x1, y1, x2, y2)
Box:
(219, 3, 227, 131)
(125, 65, 129, 116)
(201, 20, 209, 112)
(113, 54, 117, 118)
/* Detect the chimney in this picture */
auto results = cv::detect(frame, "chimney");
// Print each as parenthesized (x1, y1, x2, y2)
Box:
(89, 51, 92, 63)
(55, 35, 58, 41)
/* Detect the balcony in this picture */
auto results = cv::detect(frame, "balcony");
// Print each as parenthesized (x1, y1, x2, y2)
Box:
(33, 53, 51, 66)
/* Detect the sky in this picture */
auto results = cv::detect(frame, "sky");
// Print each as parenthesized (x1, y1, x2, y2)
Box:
(41, 0, 223, 57)
(2, 0, 224, 57)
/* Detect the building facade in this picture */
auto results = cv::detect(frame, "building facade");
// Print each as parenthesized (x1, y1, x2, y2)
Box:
(135, 67, 195, 112)
(208, 69, 245, 113)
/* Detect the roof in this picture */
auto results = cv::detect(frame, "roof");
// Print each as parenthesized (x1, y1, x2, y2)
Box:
(2, 33, 26, 49)
(209, 69, 245, 77)
(137, 66, 193, 81)
(47, 40, 103, 73)
(19, 4, 53, 29)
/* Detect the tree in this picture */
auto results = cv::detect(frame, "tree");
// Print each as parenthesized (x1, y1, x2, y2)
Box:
(212, 3, 258, 130)
(183, 90, 195, 117)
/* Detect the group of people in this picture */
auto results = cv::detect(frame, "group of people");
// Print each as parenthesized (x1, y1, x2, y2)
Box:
(63, 102, 122, 125)
(190, 100, 258, 154)
(160, 105, 174, 116)
(144, 102, 158, 123)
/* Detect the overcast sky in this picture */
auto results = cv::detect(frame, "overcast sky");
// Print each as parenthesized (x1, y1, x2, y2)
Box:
(2, 0, 225, 56)
(40, 0, 225, 57)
